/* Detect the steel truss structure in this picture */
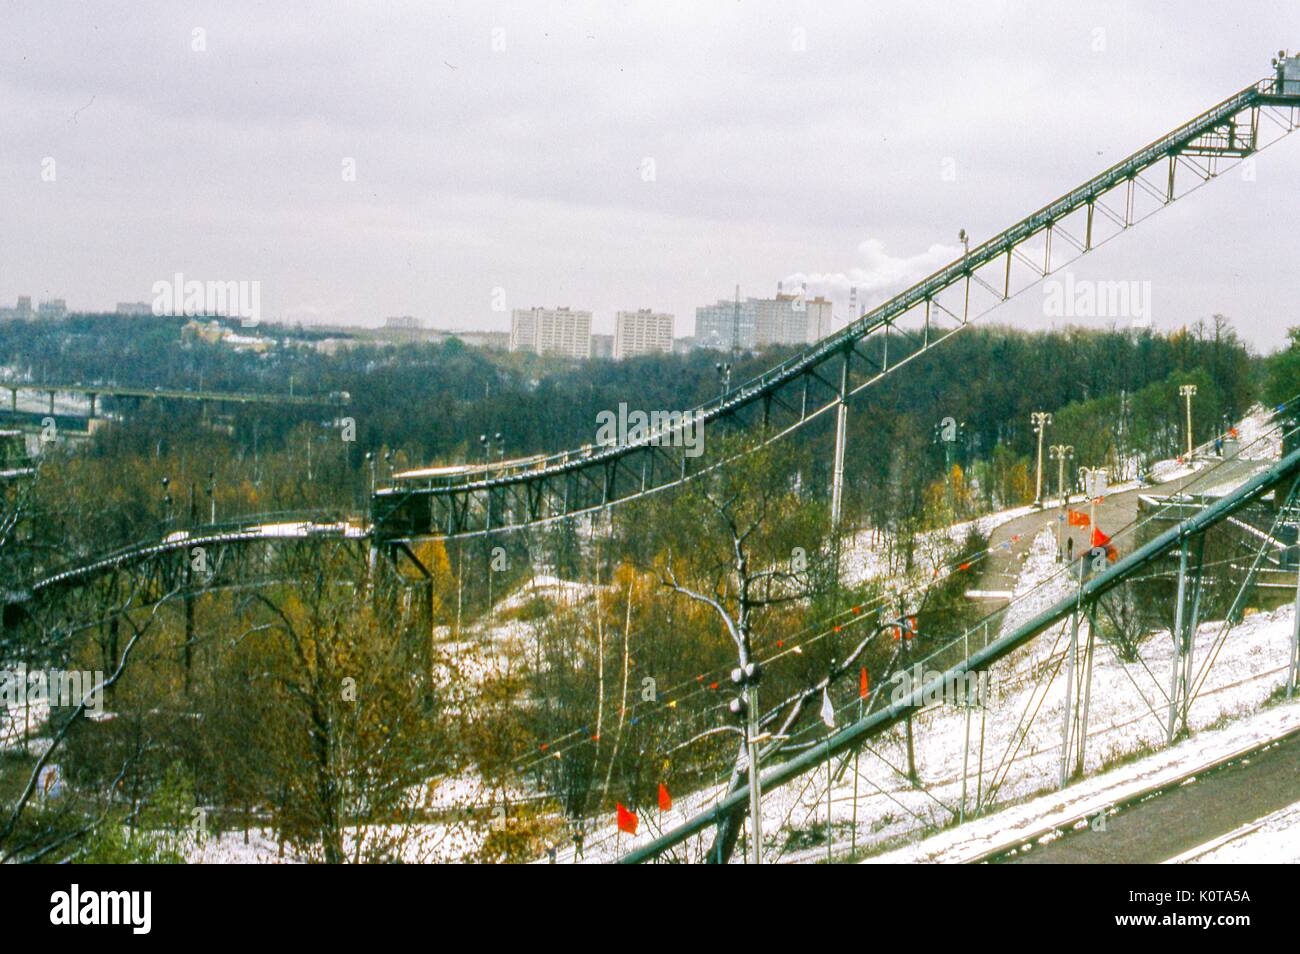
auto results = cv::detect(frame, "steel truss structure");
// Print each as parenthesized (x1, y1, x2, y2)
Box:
(619, 441, 1300, 863)
(3, 511, 367, 637)
(374, 74, 1300, 543)
(10, 528, 436, 681)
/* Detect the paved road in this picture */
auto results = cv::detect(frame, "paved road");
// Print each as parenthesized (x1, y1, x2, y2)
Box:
(999, 729, 1300, 863)
(971, 458, 1264, 603)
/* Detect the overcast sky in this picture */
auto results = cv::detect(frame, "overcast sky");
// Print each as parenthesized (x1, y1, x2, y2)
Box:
(2, 2, 1298, 349)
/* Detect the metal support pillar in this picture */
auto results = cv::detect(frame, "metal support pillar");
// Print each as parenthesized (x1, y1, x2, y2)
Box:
(745, 682, 763, 864)
(1167, 538, 1190, 745)
(1289, 560, 1300, 699)
(1180, 535, 1206, 733)
(830, 350, 849, 530)
(1075, 603, 1097, 777)
(960, 689, 973, 822)
(1059, 610, 1080, 789)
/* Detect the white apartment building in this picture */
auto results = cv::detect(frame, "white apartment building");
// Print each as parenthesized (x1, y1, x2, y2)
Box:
(804, 295, 833, 343)
(613, 309, 674, 359)
(695, 283, 834, 351)
(510, 306, 592, 359)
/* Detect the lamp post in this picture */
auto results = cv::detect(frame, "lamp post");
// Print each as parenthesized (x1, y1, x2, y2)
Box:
(1179, 384, 1198, 458)
(934, 419, 966, 517)
(1031, 411, 1053, 507)
(716, 362, 733, 400)
(1050, 444, 1073, 561)
(161, 476, 172, 529)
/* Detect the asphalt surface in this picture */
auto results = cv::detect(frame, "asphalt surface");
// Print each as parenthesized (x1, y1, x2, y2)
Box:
(970, 458, 1262, 602)
(999, 729, 1300, 863)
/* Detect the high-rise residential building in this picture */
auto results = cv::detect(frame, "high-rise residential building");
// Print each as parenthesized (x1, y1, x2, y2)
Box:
(805, 295, 833, 342)
(510, 306, 592, 359)
(695, 296, 758, 352)
(37, 298, 66, 319)
(613, 309, 674, 359)
(15, 297, 33, 320)
(509, 308, 537, 352)
(695, 283, 831, 351)
(755, 284, 806, 346)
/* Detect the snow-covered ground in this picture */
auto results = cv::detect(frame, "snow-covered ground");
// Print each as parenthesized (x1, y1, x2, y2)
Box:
(17, 405, 1297, 863)
(1173, 799, 1300, 864)
(187, 771, 538, 864)
(489, 403, 1299, 864)
(863, 699, 1300, 864)
(840, 504, 1036, 590)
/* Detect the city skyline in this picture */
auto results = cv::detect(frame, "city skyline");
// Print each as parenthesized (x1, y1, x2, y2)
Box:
(2, 3, 1299, 349)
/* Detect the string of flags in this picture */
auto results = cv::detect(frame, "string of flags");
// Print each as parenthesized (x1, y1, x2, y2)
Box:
(892, 616, 918, 640)
(614, 782, 673, 835)
(517, 519, 1067, 778)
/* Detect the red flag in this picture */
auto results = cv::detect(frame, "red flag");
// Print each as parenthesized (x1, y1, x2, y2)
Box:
(859, 667, 870, 698)
(1068, 510, 1090, 527)
(1091, 527, 1111, 548)
(616, 802, 638, 835)
(658, 783, 672, 812)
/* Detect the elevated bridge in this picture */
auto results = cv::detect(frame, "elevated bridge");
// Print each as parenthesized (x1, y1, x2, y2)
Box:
(373, 64, 1300, 543)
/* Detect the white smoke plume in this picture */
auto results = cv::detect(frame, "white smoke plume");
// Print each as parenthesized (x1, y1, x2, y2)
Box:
(784, 238, 960, 327)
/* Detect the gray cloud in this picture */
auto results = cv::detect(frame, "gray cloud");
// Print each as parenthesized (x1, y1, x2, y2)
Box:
(0, 1, 1296, 347)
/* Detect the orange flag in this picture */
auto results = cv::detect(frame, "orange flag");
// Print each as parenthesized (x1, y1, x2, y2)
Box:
(1091, 526, 1111, 548)
(616, 802, 638, 835)
(1068, 510, 1090, 527)
(658, 783, 672, 812)
(859, 667, 870, 698)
